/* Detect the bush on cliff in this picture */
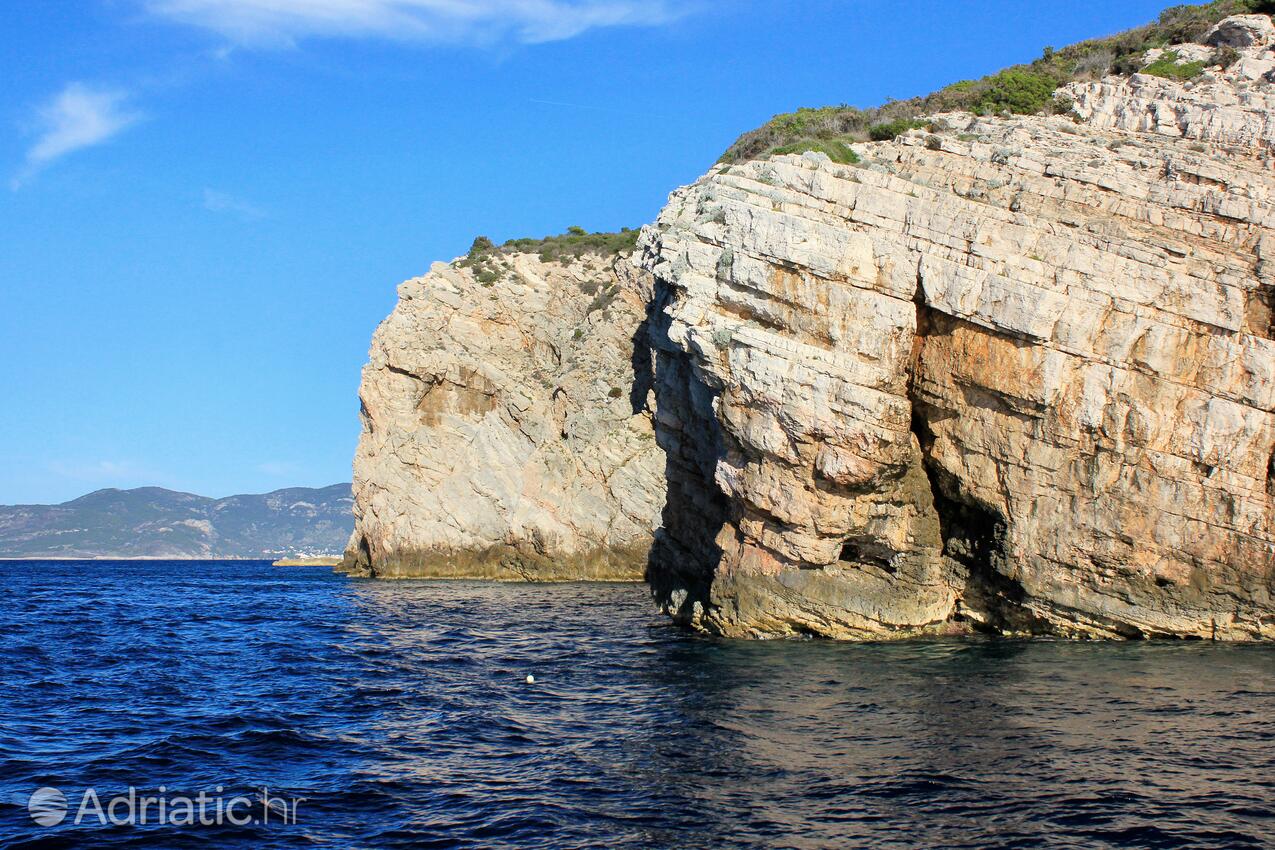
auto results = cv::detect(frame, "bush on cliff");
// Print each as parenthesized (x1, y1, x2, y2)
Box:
(720, 0, 1269, 163)
(771, 138, 861, 163)
(1141, 49, 1210, 79)
(968, 68, 1063, 115)
(503, 227, 640, 263)
(459, 227, 641, 270)
(868, 118, 930, 141)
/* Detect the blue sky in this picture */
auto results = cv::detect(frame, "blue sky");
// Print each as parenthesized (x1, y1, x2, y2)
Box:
(0, 0, 1170, 503)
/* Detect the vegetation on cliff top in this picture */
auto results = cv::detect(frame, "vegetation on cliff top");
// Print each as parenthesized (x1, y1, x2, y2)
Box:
(456, 226, 640, 283)
(720, 0, 1273, 163)
(497, 226, 641, 261)
(1141, 49, 1211, 79)
(462, 227, 638, 265)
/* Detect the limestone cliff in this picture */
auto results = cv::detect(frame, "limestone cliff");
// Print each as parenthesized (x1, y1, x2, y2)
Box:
(343, 247, 664, 579)
(638, 15, 1275, 639)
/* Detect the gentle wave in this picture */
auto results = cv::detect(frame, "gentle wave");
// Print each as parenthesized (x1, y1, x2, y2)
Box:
(0, 560, 1272, 849)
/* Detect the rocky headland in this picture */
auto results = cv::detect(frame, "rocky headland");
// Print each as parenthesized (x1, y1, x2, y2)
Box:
(342, 235, 665, 579)
(346, 8, 1274, 639)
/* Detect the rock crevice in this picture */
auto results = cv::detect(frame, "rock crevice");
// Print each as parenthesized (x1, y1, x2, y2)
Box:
(638, 27, 1275, 638)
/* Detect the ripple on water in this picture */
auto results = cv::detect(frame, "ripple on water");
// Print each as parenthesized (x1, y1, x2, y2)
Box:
(0, 561, 1272, 849)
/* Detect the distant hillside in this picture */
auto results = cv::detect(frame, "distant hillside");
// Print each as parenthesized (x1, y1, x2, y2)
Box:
(0, 484, 353, 559)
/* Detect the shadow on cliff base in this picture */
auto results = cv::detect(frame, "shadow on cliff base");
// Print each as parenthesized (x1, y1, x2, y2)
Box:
(635, 274, 729, 623)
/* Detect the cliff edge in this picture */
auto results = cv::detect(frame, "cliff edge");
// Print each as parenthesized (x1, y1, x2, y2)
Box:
(639, 14, 1275, 638)
(342, 240, 664, 579)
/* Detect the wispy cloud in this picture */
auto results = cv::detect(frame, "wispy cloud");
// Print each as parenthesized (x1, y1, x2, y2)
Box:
(144, 0, 679, 47)
(12, 83, 141, 189)
(203, 188, 266, 220)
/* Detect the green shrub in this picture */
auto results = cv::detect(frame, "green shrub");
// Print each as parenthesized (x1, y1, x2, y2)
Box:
(495, 227, 640, 263)
(1141, 50, 1208, 79)
(718, 0, 1268, 164)
(970, 68, 1062, 114)
(457, 236, 508, 283)
(868, 118, 929, 141)
(467, 236, 495, 258)
(770, 138, 861, 163)
(768, 106, 855, 139)
(587, 284, 619, 314)
(608, 387, 623, 398)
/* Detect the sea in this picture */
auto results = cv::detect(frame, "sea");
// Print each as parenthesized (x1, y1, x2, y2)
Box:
(1, 560, 1272, 849)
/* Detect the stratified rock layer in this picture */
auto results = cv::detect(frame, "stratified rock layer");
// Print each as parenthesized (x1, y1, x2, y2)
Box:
(639, 29, 1275, 638)
(343, 252, 664, 580)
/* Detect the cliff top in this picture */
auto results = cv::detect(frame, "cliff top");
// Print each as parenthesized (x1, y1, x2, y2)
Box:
(721, 0, 1274, 164)
(457, 227, 640, 283)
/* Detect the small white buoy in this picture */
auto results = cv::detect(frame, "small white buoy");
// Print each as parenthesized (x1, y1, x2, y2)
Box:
(525, 674, 535, 684)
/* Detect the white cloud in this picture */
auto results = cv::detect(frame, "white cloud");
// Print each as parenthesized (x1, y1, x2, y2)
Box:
(12, 83, 140, 189)
(203, 188, 267, 220)
(144, 0, 679, 47)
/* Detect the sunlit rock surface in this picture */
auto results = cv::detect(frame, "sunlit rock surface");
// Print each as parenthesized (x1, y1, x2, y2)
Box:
(639, 24, 1275, 639)
(343, 252, 664, 580)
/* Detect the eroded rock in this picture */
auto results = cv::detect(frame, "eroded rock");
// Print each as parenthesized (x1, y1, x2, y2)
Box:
(1205, 14, 1275, 48)
(342, 251, 665, 580)
(639, 29, 1275, 639)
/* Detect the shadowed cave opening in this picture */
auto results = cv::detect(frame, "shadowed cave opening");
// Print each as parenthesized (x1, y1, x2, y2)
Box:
(928, 474, 1025, 625)
(627, 305, 655, 416)
(640, 273, 729, 621)
(1248, 281, 1274, 339)
(350, 534, 372, 574)
(907, 288, 1054, 636)
(1268, 445, 1274, 497)
(838, 540, 898, 575)
(909, 404, 1046, 636)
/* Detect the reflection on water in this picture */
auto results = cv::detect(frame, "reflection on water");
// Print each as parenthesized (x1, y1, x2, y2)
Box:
(1, 561, 1272, 849)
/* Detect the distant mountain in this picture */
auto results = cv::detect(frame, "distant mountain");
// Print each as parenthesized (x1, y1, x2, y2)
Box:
(0, 484, 353, 559)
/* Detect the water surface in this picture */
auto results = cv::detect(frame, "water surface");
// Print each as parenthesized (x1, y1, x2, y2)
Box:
(1, 561, 1272, 848)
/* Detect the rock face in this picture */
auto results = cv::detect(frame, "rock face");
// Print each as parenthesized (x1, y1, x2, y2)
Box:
(343, 251, 664, 579)
(638, 25, 1275, 639)
(1205, 13, 1275, 49)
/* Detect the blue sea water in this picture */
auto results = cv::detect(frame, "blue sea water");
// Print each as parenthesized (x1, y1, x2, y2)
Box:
(0, 561, 1272, 849)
